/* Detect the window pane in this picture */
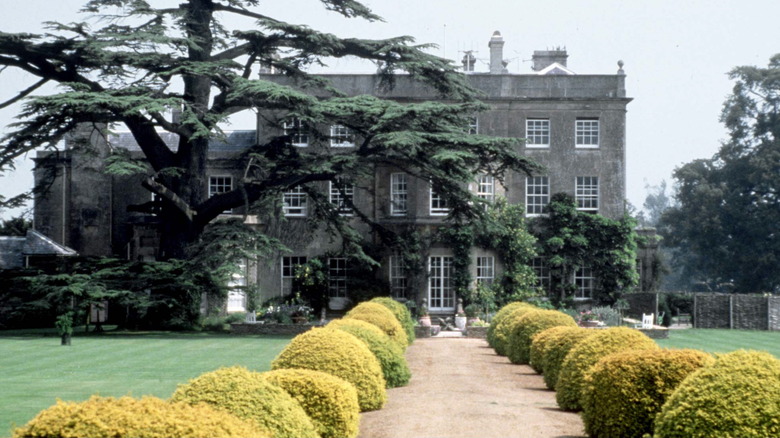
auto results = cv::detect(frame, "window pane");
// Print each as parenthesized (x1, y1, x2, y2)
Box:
(283, 185, 307, 216)
(525, 176, 549, 216)
(526, 119, 550, 147)
(430, 186, 450, 215)
(328, 258, 348, 298)
(575, 119, 599, 147)
(330, 178, 354, 215)
(576, 176, 599, 211)
(283, 118, 309, 147)
(390, 173, 408, 216)
(389, 255, 408, 299)
(476, 175, 495, 203)
(209, 176, 233, 213)
(330, 125, 355, 147)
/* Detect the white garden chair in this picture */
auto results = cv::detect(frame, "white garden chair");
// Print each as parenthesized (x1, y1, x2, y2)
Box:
(641, 313, 654, 329)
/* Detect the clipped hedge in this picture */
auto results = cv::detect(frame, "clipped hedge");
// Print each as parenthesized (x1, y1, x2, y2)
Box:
(171, 366, 318, 438)
(540, 327, 594, 389)
(371, 297, 415, 344)
(531, 325, 570, 374)
(345, 302, 408, 349)
(654, 350, 780, 438)
(327, 318, 411, 388)
(490, 303, 537, 356)
(506, 309, 577, 365)
(262, 368, 360, 438)
(272, 327, 387, 412)
(13, 395, 269, 438)
(556, 327, 659, 411)
(487, 302, 532, 349)
(582, 349, 714, 438)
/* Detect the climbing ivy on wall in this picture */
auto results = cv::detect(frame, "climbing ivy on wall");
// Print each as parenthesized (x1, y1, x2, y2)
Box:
(532, 193, 639, 305)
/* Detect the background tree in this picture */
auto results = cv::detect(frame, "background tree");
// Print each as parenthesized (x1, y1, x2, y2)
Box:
(534, 193, 639, 305)
(660, 54, 780, 293)
(0, 214, 31, 236)
(0, 0, 537, 260)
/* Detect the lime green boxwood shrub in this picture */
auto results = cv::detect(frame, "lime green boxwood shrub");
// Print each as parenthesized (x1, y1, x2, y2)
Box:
(345, 302, 408, 349)
(581, 349, 714, 438)
(262, 368, 360, 438)
(539, 327, 593, 389)
(556, 327, 659, 411)
(490, 303, 536, 356)
(272, 327, 387, 412)
(171, 366, 318, 438)
(487, 302, 532, 349)
(327, 318, 411, 388)
(506, 309, 577, 365)
(13, 395, 269, 438)
(371, 297, 415, 344)
(530, 325, 572, 374)
(654, 350, 780, 438)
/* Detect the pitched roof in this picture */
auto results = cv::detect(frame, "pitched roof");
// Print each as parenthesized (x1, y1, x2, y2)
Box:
(23, 231, 78, 257)
(536, 62, 576, 76)
(0, 236, 26, 269)
(109, 130, 257, 152)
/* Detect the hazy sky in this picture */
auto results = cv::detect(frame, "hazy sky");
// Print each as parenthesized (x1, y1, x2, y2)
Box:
(1, 0, 779, 220)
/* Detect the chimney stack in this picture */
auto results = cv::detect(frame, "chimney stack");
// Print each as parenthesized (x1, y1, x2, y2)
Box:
(488, 31, 506, 74)
(462, 51, 476, 72)
(532, 49, 568, 71)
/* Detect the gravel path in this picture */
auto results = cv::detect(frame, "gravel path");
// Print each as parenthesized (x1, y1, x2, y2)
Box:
(357, 337, 586, 438)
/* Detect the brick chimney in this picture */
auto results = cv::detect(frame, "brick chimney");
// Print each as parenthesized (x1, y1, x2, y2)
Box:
(488, 31, 506, 74)
(532, 49, 568, 71)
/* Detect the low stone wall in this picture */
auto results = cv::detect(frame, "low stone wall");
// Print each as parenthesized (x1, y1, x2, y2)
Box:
(230, 323, 315, 336)
(465, 326, 488, 339)
(415, 325, 432, 338)
(637, 327, 669, 339)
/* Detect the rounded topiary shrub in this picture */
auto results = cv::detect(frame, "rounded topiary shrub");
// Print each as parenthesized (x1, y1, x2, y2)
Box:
(13, 395, 269, 438)
(487, 302, 533, 349)
(556, 326, 659, 411)
(272, 327, 387, 412)
(371, 297, 415, 344)
(327, 318, 411, 388)
(345, 302, 408, 349)
(654, 350, 780, 438)
(540, 327, 594, 389)
(262, 368, 360, 438)
(491, 304, 537, 357)
(506, 309, 577, 365)
(170, 366, 318, 438)
(581, 348, 714, 438)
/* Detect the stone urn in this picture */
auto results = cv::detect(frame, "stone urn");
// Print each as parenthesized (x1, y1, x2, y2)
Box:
(454, 298, 467, 330)
(419, 315, 432, 327)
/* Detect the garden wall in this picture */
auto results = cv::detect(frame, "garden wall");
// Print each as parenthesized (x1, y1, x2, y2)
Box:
(694, 294, 780, 330)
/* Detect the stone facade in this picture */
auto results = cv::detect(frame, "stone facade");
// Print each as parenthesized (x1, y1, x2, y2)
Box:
(32, 32, 648, 313)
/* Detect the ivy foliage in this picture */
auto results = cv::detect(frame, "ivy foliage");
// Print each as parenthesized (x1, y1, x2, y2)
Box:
(533, 193, 639, 304)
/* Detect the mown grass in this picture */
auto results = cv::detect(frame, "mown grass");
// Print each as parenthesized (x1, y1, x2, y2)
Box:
(656, 329, 780, 358)
(0, 330, 292, 437)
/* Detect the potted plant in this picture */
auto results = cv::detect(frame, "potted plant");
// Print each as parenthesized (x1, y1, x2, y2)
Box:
(55, 312, 73, 346)
(454, 298, 467, 331)
(578, 310, 600, 327)
(418, 298, 431, 327)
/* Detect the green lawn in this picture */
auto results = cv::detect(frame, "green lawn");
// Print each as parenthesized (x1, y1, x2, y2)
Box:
(656, 329, 780, 358)
(0, 331, 292, 437)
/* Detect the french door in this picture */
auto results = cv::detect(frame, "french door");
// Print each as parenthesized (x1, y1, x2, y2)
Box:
(428, 256, 455, 312)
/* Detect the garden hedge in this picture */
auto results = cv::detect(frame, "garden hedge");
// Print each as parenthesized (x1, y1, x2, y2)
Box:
(581, 348, 714, 438)
(170, 366, 318, 438)
(530, 325, 572, 374)
(13, 395, 269, 438)
(272, 327, 387, 412)
(371, 297, 415, 344)
(654, 350, 780, 438)
(505, 309, 577, 365)
(556, 327, 659, 411)
(327, 318, 411, 388)
(539, 327, 593, 389)
(490, 303, 537, 356)
(262, 368, 360, 438)
(487, 301, 533, 349)
(345, 302, 408, 349)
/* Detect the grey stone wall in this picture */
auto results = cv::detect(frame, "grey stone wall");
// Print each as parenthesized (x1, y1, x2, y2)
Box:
(230, 323, 313, 336)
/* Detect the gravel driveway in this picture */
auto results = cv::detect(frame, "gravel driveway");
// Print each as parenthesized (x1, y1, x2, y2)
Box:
(358, 337, 586, 438)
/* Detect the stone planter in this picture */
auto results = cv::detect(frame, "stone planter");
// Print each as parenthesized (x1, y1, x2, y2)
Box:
(579, 320, 601, 328)
(419, 315, 432, 327)
(454, 315, 467, 331)
(465, 326, 488, 339)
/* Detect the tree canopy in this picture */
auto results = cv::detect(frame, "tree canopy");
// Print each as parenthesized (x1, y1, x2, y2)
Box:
(0, 0, 537, 260)
(660, 54, 780, 293)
